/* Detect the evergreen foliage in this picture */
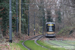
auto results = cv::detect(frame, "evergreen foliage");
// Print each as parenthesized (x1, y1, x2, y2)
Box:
(39, 0, 46, 28)
(56, 10, 62, 23)
(0, 0, 30, 35)
(47, 10, 53, 22)
(21, 0, 29, 34)
(0, 7, 8, 36)
(0, 0, 15, 36)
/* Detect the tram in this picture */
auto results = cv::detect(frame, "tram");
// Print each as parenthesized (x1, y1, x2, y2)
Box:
(46, 22, 55, 37)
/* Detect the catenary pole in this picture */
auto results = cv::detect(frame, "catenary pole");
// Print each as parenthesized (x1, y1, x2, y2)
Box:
(16, 0, 19, 33)
(28, 5, 30, 36)
(21, 0, 24, 34)
(34, 12, 35, 35)
(42, 16, 44, 35)
(9, 0, 12, 43)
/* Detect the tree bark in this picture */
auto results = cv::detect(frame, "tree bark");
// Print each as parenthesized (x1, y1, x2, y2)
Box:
(19, 0, 21, 35)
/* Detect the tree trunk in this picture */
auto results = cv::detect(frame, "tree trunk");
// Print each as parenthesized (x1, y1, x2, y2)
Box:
(19, 0, 21, 35)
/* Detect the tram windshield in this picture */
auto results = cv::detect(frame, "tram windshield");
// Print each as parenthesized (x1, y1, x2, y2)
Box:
(46, 24, 55, 32)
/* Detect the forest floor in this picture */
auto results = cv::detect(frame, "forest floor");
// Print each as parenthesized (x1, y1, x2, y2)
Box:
(0, 33, 75, 50)
(0, 34, 40, 50)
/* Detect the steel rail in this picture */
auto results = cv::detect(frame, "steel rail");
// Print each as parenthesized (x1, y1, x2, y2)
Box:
(47, 40, 64, 47)
(35, 35, 51, 50)
(47, 38, 75, 50)
(47, 40, 75, 49)
(49, 38, 75, 46)
(56, 40, 75, 46)
(22, 35, 43, 50)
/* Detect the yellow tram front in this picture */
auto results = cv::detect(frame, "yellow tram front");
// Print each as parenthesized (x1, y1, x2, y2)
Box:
(46, 22, 55, 37)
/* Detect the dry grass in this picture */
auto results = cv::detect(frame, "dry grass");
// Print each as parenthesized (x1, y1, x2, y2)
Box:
(0, 42, 21, 50)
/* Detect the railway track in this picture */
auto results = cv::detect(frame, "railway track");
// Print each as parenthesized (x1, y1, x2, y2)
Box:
(57, 40, 75, 46)
(22, 41, 30, 50)
(22, 35, 45, 50)
(22, 35, 75, 50)
(49, 38, 75, 46)
(34, 35, 49, 49)
(47, 38, 75, 49)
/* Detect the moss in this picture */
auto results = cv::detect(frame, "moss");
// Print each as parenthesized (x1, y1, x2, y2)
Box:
(37, 40, 66, 50)
(24, 40, 48, 50)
